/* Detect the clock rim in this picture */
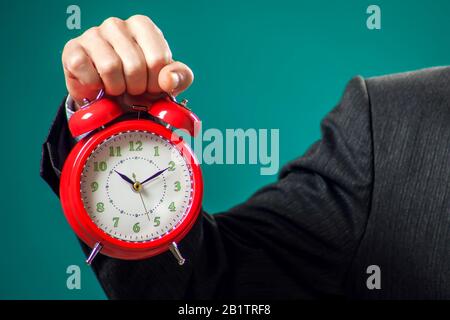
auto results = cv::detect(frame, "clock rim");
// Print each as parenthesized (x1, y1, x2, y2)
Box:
(60, 119, 203, 260)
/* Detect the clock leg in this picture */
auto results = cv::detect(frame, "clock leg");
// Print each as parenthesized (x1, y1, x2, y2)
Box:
(169, 242, 185, 266)
(86, 242, 103, 265)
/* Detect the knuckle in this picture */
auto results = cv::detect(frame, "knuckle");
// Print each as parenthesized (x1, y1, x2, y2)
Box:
(147, 52, 172, 69)
(62, 39, 77, 56)
(97, 58, 121, 76)
(127, 14, 153, 25)
(64, 51, 88, 73)
(63, 38, 76, 50)
(126, 14, 166, 40)
(126, 60, 146, 78)
(82, 26, 100, 40)
(101, 16, 123, 29)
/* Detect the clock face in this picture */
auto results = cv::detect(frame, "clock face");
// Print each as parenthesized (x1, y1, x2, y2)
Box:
(80, 130, 193, 242)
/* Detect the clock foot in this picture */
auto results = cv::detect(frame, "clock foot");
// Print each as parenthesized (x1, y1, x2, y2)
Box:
(169, 242, 185, 266)
(86, 242, 103, 265)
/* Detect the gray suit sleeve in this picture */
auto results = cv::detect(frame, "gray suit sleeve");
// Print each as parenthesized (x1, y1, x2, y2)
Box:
(41, 77, 374, 299)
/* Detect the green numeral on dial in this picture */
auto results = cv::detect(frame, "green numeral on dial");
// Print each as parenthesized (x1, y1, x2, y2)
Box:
(174, 181, 181, 192)
(94, 161, 107, 172)
(112, 217, 119, 227)
(168, 202, 176, 212)
(96, 202, 104, 213)
(153, 216, 160, 227)
(154, 146, 159, 156)
(168, 161, 175, 171)
(133, 222, 140, 233)
(129, 141, 143, 151)
(109, 146, 122, 157)
(91, 182, 98, 192)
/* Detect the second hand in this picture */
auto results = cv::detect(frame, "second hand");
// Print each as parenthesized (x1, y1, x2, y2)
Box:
(132, 173, 151, 222)
(138, 192, 151, 222)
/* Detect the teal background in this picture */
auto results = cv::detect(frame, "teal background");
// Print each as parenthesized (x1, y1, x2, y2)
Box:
(1, 0, 449, 299)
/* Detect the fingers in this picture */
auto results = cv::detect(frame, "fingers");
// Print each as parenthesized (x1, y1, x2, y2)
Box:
(80, 27, 126, 97)
(158, 61, 194, 96)
(62, 40, 102, 103)
(62, 15, 195, 107)
(126, 15, 172, 93)
(99, 17, 147, 95)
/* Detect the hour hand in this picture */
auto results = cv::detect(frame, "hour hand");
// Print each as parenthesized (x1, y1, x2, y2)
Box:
(114, 170, 134, 185)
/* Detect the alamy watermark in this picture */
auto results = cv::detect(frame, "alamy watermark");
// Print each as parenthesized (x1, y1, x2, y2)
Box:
(366, 5, 381, 30)
(366, 265, 381, 290)
(173, 123, 280, 176)
(66, 264, 81, 290)
(66, 5, 81, 30)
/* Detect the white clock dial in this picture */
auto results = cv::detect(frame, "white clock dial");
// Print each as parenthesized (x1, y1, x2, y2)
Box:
(80, 130, 193, 242)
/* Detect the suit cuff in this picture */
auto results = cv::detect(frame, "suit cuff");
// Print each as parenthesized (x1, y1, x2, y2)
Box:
(65, 95, 91, 141)
(40, 96, 77, 195)
(65, 95, 76, 120)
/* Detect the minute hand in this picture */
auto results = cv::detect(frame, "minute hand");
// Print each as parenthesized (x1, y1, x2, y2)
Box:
(142, 167, 169, 185)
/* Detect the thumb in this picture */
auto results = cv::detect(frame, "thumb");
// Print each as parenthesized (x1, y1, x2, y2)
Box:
(158, 61, 194, 96)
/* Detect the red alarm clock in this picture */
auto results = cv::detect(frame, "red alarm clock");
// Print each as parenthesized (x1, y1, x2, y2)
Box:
(60, 90, 203, 265)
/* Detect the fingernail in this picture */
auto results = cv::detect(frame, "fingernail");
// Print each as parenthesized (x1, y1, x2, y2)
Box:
(170, 72, 181, 90)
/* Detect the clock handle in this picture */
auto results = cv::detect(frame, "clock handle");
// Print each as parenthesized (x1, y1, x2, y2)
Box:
(68, 89, 125, 138)
(147, 97, 201, 137)
(86, 242, 103, 265)
(169, 242, 185, 266)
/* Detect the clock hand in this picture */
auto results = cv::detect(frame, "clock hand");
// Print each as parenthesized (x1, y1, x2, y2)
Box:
(142, 167, 169, 185)
(114, 170, 134, 185)
(137, 192, 151, 222)
(132, 173, 151, 222)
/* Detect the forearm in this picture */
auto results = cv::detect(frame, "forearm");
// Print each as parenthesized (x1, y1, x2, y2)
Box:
(40, 98, 226, 299)
(40, 97, 76, 195)
(40, 97, 309, 299)
(41, 75, 374, 299)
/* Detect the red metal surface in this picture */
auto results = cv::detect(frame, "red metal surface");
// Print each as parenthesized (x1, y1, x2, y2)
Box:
(60, 119, 203, 260)
(68, 98, 125, 137)
(148, 98, 201, 137)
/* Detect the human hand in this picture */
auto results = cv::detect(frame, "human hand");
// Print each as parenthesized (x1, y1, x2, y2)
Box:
(61, 15, 194, 109)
